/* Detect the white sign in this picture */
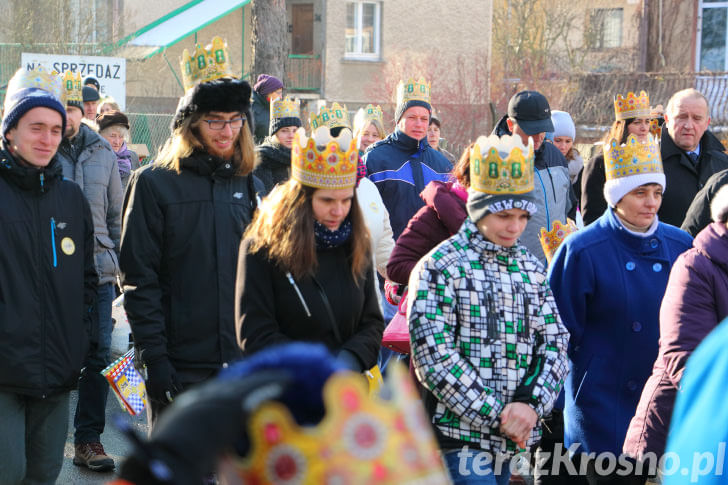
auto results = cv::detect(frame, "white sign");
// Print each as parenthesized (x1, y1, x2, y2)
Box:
(20, 53, 126, 111)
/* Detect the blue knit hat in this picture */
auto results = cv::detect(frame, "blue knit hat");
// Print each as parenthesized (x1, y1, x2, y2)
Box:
(2, 68, 66, 139)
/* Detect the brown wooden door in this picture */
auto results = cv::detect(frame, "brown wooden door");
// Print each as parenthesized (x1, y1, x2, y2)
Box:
(291, 4, 314, 55)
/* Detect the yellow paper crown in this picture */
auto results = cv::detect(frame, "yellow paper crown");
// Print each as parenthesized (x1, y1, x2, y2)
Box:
(271, 96, 301, 120)
(470, 134, 535, 194)
(309, 102, 351, 130)
(234, 363, 448, 484)
(5, 66, 65, 106)
(604, 134, 663, 182)
(180, 36, 232, 91)
(353, 104, 384, 132)
(395, 77, 431, 107)
(539, 220, 578, 264)
(291, 127, 358, 189)
(614, 90, 650, 121)
(61, 71, 82, 105)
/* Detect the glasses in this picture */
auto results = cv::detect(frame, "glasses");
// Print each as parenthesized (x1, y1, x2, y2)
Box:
(202, 117, 246, 130)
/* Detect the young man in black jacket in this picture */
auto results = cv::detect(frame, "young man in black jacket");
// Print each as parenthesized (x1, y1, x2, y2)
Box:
(0, 68, 97, 485)
(120, 73, 265, 426)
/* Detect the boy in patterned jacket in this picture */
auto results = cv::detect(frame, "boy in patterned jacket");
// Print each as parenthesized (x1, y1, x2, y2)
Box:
(408, 134, 569, 484)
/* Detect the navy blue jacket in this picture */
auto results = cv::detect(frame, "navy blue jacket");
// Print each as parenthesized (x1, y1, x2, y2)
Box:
(364, 129, 452, 240)
(548, 208, 692, 455)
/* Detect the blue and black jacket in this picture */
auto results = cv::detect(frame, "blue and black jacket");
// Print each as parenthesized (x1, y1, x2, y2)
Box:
(364, 129, 452, 240)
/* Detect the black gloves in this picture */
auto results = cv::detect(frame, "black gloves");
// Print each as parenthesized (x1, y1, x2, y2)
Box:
(117, 369, 292, 485)
(145, 358, 182, 403)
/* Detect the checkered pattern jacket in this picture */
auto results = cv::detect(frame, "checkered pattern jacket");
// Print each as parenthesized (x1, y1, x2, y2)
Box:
(408, 218, 569, 455)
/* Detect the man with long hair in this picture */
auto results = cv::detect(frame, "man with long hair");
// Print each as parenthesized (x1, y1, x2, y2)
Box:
(120, 76, 265, 425)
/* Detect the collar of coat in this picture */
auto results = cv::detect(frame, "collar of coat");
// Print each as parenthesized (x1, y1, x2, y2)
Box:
(180, 150, 236, 178)
(0, 143, 63, 193)
(661, 127, 724, 163)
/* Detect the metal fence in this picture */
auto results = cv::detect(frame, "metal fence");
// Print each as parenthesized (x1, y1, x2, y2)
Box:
(127, 113, 173, 163)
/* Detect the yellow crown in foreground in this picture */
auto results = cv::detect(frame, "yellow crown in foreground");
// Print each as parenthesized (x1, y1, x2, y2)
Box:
(61, 71, 82, 104)
(395, 77, 431, 107)
(309, 102, 350, 130)
(180, 36, 232, 91)
(604, 134, 662, 181)
(291, 127, 358, 189)
(470, 134, 535, 194)
(539, 220, 578, 264)
(234, 363, 448, 484)
(614, 90, 650, 121)
(353, 104, 383, 132)
(6, 66, 65, 105)
(271, 96, 301, 119)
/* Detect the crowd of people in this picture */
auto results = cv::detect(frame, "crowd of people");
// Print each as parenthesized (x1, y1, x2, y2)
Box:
(3, 35, 728, 485)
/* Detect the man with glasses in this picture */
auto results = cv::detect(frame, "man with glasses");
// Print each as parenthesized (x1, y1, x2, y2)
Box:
(120, 76, 265, 426)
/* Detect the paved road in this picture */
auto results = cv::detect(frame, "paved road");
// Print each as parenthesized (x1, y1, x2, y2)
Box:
(58, 389, 148, 484)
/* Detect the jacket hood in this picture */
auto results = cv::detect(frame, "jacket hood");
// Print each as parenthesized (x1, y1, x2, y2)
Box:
(256, 137, 291, 167)
(180, 150, 237, 178)
(420, 180, 467, 235)
(695, 222, 728, 272)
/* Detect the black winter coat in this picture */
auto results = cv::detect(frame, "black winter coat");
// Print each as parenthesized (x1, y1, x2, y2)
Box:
(253, 137, 291, 193)
(236, 240, 384, 371)
(660, 128, 728, 227)
(251, 90, 270, 145)
(120, 152, 265, 370)
(0, 149, 97, 397)
(681, 168, 728, 236)
(580, 153, 608, 226)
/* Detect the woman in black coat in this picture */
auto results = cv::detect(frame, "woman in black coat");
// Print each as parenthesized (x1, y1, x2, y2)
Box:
(237, 127, 384, 371)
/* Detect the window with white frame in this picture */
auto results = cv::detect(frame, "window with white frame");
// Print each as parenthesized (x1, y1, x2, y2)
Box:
(700, 1, 728, 71)
(345, 1, 380, 59)
(588, 8, 623, 49)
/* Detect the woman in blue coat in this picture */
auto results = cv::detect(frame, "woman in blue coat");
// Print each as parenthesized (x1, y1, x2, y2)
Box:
(548, 135, 692, 484)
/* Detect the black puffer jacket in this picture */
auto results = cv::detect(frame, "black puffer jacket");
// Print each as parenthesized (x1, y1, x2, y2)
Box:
(253, 137, 291, 193)
(120, 152, 265, 370)
(0, 148, 97, 398)
(236, 240, 384, 371)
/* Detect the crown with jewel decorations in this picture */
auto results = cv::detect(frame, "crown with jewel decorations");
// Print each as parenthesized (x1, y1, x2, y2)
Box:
(309, 102, 351, 131)
(271, 96, 300, 120)
(60, 71, 83, 108)
(233, 362, 448, 484)
(469, 134, 535, 195)
(353, 104, 384, 132)
(180, 36, 232, 91)
(539, 220, 578, 264)
(614, 90, 650, 121)
(604, 134, 662, 181)
(395, 77, 431, 107)
(291, 127, 358, 189)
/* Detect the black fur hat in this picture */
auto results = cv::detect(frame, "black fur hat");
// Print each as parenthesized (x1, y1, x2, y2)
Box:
(172, 77, 252, 130)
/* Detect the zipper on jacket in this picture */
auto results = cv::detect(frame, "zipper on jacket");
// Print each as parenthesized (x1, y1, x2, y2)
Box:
(39, 172, 45, 193)
(50, 217, 58, 268)
(286, 272, 311, 317)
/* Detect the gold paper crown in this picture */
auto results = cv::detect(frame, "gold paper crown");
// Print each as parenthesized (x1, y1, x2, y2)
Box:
(604, 134, 663, 182)
(470, 134, 535, 194)
(234, 363, 448, 484)
(291, 127, 358, 189)
(6, 66, 65, 105)
(353, 104, 384, 132)
(309, 102, 351, 130)
(539, 220, 578, 264)
(271, 96, 301, 120)
(180, 36, 232, 91)
(614, 90, 650, 121)
(395, 77, 431, 107)
(61, 71, 82, 105)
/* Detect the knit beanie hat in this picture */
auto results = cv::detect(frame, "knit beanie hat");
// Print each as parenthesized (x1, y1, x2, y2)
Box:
(603, 134, 665, 207)
(2, 67, 66, 139)
(711, 184, 728, 223)
(394, 77, 431, 123)
(253, 74, 284, 96)
(550, 110, 575, 140)
(466, 134, 538, 223)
